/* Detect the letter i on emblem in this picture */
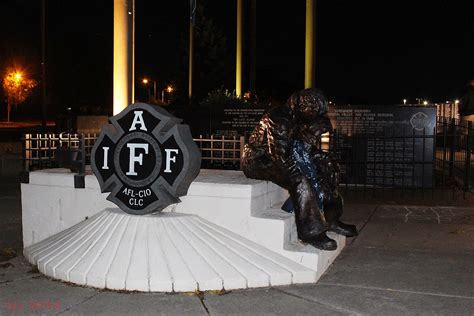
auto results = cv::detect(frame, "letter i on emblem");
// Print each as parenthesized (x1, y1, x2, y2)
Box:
(102, 147, 110, 169)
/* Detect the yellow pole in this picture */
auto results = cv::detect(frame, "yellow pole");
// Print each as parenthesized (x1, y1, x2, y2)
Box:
(188, 23, 194, 101)
(249, 0, 257, 93)
(236, 0, 243, 97)
(304, 0, 314, 89)
(113, 0, 135, 115)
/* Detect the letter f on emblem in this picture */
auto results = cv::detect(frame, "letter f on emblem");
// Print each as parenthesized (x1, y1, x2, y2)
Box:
(126, 143, 149, 176)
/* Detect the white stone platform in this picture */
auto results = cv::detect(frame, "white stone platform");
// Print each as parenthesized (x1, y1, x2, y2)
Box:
(24, 209, 317, 292)
(22, 168, 345, 292)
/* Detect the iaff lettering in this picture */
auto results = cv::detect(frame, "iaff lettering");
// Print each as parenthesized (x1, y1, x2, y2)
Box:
(92, 103, 201, 215)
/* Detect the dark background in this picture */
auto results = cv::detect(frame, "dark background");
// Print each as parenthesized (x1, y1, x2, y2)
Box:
(0, 0, 473, 118)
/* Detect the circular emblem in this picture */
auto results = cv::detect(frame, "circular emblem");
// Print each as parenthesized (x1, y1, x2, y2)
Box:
(114, 132, 162, 187)
(410, 112, 429, 131)
(91, 103, 201, 215)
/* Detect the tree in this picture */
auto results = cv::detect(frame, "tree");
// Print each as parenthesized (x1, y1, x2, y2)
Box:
(178, 0, 232, 104)
(3, 69, 37, 122)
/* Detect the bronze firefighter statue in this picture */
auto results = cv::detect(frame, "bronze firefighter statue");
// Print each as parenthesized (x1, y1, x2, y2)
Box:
(242, 88, 357, 250)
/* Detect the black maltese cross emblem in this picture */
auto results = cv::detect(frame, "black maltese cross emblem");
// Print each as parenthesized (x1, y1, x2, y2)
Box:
(91, 103, 201, 215)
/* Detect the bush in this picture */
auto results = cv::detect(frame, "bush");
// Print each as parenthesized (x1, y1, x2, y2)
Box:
(199, 89, 250, 109)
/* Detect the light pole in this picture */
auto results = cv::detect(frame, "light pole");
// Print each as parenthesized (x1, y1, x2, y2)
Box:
(142, 78, 156, 101)
(454, 99, 460, 118)
(113, 0, 135, 115)
(4, 71, 23, 123)
(235, 0, 243, 97)
(161, 85, 174, 104)
(41, 0, 46, 130)
(305, 0, 315, 89)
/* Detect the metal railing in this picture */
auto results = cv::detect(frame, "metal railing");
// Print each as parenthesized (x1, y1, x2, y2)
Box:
(436, 117, 474, 196)
(196, 135, 245, 169)
(326, 127, 436, 200)
(21, 118, 474, 198)
(22, 133, 245, 171)
(22, 133, 97, 172)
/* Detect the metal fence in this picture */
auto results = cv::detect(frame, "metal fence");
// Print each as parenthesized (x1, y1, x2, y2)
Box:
(23, 133, 97, 172)
(329, 127, 436, 192)
(23, 133, 246, 172)
(327, 118, 474, 200)
(195, 135, 245, 170)
(22, 119, 474, 199)
(435, 117, 474, 196)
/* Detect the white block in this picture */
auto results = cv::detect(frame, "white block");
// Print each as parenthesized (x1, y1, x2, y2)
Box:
(22, 169, 347, 292)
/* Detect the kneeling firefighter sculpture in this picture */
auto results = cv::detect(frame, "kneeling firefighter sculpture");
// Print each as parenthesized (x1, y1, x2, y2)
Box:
(242, 88, 357, 250)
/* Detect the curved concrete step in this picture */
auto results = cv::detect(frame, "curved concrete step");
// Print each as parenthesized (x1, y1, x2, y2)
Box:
(174, 171, 346, 273)
(24, 208, 317, 292)
(246, 206, 346, 272)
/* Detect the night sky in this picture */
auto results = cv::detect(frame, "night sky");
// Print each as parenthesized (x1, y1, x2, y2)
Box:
(0, 0, 473, 117)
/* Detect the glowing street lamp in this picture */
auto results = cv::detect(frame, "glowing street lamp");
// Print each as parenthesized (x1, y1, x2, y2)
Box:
(423, 100, 429, 106)
(142, 78, 157, 100)
(14, 72, 22, 82)
(4, 71, 23, 122)
(403, 99, 407, 105)
(3, 69, 36, 122)
(161, 85, 174, 103)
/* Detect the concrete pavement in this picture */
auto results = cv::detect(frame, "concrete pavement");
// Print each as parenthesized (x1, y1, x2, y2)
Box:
(1, 176, 474, 315)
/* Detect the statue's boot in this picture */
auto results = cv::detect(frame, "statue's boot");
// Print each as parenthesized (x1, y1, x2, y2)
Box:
(302, 232, 337, 251)
(281, 197, 294, 213)
(329, 220, 358, 237)
(288, 177, 337, 250)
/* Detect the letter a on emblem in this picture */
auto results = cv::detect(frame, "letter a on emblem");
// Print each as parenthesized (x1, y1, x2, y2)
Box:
(129, 111, 148, 131)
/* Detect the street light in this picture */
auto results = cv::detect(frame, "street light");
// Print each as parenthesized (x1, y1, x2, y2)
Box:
(4, 70, 24, 122)
(14, 72, 22, 82)
(142, 78, 156, 100)
(403, 99, 407, 105)
(161, 85, 174, 103)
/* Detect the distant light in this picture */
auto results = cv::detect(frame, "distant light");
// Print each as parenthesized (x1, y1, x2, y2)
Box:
(142, 78, 149, 84)
(321, 132, 330, 143)
(423, 101, 428, 105)
(455, 100, 460, 104)
(446, 101, 450, 104)
(166, 86, 173, 93)
(403, 99, 407, 105)
(128, 11, 132, 15)
(14, 72, 22, 81)
(329, 101, 333, 105)
(67, 107, 72, 111)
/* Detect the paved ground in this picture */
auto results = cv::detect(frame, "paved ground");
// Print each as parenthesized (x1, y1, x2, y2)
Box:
(1, 176, 474, 315)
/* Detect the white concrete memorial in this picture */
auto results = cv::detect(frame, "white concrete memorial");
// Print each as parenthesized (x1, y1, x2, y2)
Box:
(22, 104, 345, 292)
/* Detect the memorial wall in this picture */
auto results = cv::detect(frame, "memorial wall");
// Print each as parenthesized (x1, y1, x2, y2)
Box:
(213, 107, 266, 135)
(328, 105, 436, 188)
